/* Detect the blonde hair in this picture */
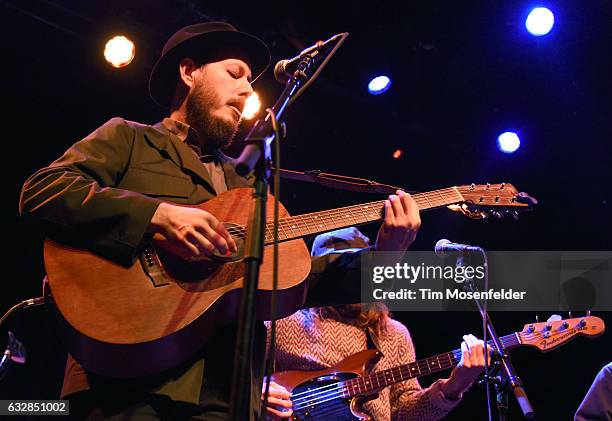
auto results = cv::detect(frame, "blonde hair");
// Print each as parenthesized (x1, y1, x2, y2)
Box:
(315, 303, 391, 338)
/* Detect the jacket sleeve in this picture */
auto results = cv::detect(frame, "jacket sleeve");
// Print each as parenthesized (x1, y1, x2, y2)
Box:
(19, 117, 162, 266)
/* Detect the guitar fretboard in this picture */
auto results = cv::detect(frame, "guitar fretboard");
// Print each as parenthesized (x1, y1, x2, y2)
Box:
(341, 333, 521, 398)
(263, 187, 463, 244)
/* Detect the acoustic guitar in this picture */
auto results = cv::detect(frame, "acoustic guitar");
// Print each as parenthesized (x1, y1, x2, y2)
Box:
(44, 183, 531, 377)
(270, 315, 605, 420)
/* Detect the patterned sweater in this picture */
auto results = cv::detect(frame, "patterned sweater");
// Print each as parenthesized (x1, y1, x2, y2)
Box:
(266, 309, 462, 421)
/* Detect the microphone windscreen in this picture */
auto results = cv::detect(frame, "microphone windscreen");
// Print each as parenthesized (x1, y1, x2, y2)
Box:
(273, 60, 289, 83)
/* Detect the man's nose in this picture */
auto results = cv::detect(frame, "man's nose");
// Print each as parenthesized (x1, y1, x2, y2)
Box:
(237, 77, 254, 99)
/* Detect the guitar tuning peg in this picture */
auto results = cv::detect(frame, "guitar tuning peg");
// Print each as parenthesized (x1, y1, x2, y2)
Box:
(535, 315, 539, 323)
(568, 311, 573, 319)
(586, 309, 591, 317)
(491, 210, 503, 219)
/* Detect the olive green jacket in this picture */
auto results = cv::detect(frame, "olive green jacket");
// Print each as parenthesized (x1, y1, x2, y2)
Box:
(20, 117, 365, 412)
(20, 117, 261, 403)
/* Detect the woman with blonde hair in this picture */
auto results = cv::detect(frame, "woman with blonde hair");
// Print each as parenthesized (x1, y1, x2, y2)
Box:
(263, 228, 486, 420)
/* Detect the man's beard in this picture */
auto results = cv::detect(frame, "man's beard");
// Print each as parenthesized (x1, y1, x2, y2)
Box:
(185, 80, 240, 153)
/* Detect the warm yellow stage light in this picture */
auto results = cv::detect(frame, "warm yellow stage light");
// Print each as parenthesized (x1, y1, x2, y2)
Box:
(104, 36, 135, 68)
(242, 92, 261, 120)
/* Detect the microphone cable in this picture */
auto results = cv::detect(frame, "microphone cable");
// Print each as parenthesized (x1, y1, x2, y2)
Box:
(0, 296, 46, 330)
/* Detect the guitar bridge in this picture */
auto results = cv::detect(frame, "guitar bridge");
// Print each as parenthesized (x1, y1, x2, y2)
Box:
(139, 243, 170, 287)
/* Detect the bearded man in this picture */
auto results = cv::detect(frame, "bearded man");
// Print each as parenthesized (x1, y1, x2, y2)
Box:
(20, 22, 421, 420)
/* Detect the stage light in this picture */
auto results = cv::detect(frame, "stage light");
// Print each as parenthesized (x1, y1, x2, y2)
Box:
(241, 92, 261, 120)
(392, 149, 403, 159)
(368, 75, 391, 95)
(104, 36, 135, 68)
(497, 132, 521, 153)
(525, 7, 555, 36)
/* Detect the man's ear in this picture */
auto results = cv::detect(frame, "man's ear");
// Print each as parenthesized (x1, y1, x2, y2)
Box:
(178, 58, 200, 89)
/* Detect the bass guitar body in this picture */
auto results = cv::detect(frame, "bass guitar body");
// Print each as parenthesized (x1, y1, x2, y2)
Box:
(272, 349, 382, 421)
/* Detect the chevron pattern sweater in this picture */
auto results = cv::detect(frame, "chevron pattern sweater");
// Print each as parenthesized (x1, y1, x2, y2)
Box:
(266, 309, 462, 420)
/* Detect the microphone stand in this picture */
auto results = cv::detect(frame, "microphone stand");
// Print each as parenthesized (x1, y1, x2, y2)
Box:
(0, 332, 26, 382)
(229, 53, 318, 420)
(455, 252, 535, 420)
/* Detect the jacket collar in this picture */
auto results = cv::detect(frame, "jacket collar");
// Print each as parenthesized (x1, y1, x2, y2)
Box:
(147, 119, 251, 192)
(147, 119, 216, 193)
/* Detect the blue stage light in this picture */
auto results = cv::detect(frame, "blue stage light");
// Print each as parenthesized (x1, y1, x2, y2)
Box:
(368, 75, 391, 95)
(497, 132, 521, 153)
(525, 7, 555, 36)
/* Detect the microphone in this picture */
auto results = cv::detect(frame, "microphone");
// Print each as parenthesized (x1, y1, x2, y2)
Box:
(435, 239, 482, 257)
(274, 33, 345, 83)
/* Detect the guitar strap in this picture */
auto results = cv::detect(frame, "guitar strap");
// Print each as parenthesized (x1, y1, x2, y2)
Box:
(274, 167, 413, 194)
(365, 326, 382, 353)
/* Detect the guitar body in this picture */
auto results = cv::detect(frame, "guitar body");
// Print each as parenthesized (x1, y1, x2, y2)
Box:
(44, 188, 311, 378)
(271, 349, 382, 421)
(42, 182, 532, 378)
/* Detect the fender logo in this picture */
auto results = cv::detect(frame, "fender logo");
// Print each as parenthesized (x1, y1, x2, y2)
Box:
(538, 327, 585, 349)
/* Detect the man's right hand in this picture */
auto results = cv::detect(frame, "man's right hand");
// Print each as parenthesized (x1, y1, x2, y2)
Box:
(148, 202, 237, 258)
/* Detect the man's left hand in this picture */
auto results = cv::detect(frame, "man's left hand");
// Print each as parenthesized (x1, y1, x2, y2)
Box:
(375, 190, 421, 251)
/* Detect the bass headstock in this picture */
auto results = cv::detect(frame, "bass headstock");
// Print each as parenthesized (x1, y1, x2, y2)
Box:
(451, 183, 536, 220)
(518, 315, 605, 352)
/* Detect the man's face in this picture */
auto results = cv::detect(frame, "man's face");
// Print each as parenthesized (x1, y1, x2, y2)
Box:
(185, 57, 253, 152)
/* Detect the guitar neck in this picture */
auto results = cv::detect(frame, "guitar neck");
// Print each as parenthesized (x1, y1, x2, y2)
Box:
(343, 332, 521, 397)
(264, 187, 463, 244)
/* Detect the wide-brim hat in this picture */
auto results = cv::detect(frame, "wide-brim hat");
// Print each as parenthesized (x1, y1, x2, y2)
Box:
(149, 21, 270, 108)
(311, 227, 371, 257)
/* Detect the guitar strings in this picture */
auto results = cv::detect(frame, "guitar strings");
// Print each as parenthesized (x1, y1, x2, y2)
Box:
(291, 350, 464, 410)
(290, 331, 551, 410)
(291, 350, 465, 408)
(221, 187, 465, 241)
(292, 328, 553, 409)
(290, 334, 518, 400)
(223, 186, 518, 242)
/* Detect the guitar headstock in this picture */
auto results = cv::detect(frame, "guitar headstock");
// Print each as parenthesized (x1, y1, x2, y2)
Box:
(518, 315, 605, 352)
(452, 183, 535, 220)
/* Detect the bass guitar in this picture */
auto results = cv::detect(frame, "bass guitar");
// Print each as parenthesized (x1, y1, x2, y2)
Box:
(271, 315, 605, 420)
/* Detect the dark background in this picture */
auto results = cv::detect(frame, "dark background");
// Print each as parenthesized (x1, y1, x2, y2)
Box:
(2, 1, 610, 419)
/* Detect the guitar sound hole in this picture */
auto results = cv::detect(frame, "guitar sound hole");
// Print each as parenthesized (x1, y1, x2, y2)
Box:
(208, 223, 245, 262)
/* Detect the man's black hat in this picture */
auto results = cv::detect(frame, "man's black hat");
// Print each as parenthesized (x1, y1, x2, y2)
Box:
(149, 21, 270, 108)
